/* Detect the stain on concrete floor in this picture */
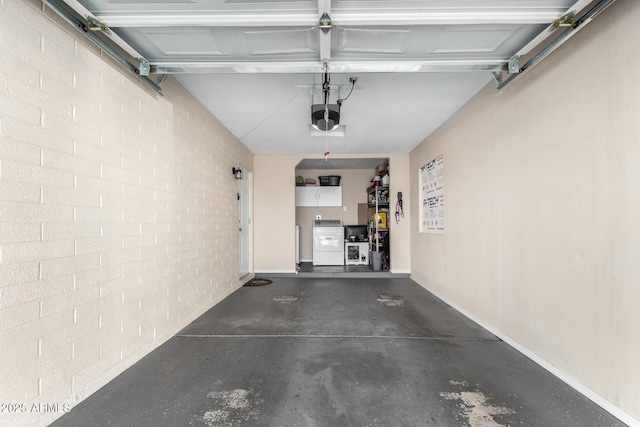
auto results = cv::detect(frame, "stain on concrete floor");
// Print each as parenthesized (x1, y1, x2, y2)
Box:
(273, 293, 303, 303)
(377, 294, 405, 307)
(441, 380, 515, 427)
(201, 389, 264, 427)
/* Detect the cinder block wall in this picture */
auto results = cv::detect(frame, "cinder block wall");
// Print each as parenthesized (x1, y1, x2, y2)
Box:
(0, 1, 253, 425)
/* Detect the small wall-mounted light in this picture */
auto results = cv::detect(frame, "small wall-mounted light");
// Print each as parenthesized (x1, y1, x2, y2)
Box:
(232, 167, 243, 179)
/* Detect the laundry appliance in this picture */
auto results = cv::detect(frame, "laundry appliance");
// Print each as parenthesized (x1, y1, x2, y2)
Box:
(312, 220, 344, 266)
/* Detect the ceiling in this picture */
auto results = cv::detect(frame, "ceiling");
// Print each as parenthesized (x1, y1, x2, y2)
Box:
(67, 0, 588, 155)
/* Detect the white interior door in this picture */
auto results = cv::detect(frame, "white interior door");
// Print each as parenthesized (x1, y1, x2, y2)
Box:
(238, 170, 252, 278)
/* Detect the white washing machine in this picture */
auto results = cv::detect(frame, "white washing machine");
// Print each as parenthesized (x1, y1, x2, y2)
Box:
(313, 220, 344, 266)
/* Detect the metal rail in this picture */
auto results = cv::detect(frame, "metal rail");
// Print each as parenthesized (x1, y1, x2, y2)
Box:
(497, 0, 617, 91)
(41, 0, 163, 95)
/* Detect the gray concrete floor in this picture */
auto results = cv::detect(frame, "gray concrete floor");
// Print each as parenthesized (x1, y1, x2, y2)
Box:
(51, 278, 624, 427)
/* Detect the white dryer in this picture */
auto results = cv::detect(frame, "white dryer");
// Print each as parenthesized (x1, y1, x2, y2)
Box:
(312, 220, 344, 266)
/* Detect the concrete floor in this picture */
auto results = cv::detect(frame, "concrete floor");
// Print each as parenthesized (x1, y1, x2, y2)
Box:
(51, 278, 624, 427)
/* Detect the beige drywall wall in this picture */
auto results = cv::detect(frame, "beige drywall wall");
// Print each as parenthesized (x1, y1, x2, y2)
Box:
(387, 153, 411, 274)
(254, 153, 410, 273)
(253, 155, 299, 272)
(410, 0, 640, 423)
(0, 1, 253, 425)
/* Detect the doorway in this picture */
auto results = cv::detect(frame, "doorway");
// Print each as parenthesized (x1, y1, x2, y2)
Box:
(238, 169, 252, 278)
(294, 158, 388, 270)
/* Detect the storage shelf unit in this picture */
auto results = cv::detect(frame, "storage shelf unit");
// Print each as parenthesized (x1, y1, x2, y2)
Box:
(367, 164, 390, 270)
(368, 186, 390, 251)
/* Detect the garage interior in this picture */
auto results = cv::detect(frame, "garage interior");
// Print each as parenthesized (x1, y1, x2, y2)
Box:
(1, 0, 639, 426)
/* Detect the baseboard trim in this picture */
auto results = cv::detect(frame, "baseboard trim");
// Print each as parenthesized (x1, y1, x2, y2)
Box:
(390, 269, 411, 274)
(255, 269, 297, 274)
(420, 284, 638, 427)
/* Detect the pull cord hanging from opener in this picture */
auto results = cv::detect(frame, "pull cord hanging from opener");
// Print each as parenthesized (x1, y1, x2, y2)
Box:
(324, 135, 330, 161)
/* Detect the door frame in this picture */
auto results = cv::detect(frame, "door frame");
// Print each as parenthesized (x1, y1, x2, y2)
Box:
(238, 169, 252, 278)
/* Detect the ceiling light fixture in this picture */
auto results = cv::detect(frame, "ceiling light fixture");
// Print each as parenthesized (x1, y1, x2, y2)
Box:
(309, 124, 345, 137)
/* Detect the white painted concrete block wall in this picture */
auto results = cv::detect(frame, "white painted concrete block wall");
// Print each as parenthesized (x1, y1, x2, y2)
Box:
(0, 1, 252, 425)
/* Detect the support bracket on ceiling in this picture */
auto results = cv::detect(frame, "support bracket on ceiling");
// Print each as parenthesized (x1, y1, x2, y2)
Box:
(507, 55, 521, 74)
(317, 0, 332, 64)
(551, 11, 576, 30)
(85, 15, 111, 35)
(139, 58, 151, 76)
(318, 12, 333, 34)
(497, 0, 617, 92)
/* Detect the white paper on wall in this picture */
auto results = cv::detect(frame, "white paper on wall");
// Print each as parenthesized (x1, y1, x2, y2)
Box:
(419, 154, 445, 234)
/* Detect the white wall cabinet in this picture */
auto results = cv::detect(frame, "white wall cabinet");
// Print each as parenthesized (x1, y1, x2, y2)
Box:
(295, 186, 342, 207)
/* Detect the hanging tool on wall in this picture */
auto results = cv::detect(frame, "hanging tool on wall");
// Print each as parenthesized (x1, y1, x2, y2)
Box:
(395, 191, 404, 224)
